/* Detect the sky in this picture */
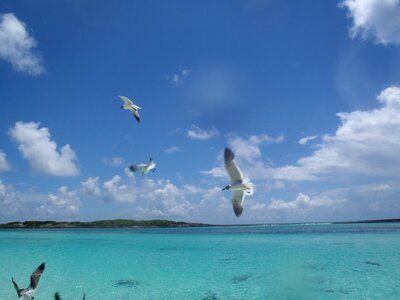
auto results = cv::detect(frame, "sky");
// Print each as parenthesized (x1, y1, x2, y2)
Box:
(0, 0, 400, 224)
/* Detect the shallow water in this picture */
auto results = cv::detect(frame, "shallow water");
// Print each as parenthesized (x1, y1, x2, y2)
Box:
(1, 223, 399, 299)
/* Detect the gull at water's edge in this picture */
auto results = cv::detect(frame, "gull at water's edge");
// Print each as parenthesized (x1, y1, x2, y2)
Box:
(12, 263, 45, 300)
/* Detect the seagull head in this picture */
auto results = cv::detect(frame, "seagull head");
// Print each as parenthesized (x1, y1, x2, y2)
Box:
(120, 105, 123, 109)
(222, 185, 230, 191)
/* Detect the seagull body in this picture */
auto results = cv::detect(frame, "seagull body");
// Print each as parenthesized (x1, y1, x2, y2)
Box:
(130, 158, 156, 176)
(222, 148, 254, 217)
(12, 263, 45, 300)
(118, 95, 141, 122)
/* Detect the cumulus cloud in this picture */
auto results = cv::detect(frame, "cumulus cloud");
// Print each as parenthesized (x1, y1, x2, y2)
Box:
(187, 125, 219, 140)
(79, 172, 229, 220)
(340, 0, 400, 45)
(0, 180, 22, 215)
(268, 193, 345, 211)
(203, 85, 400, 184)
(9, 122, 79, 176)
(202, 133, 284, 179)
(0, 13, 44, 75)
(81, 176, 101, 196)
(228, 134, 284, 163)
(0, 150, 10, 172)
(298, 135, 318, 145)
(103, 157, 124, 167)
(103, 175, 137, 203)
(37, 186, 80, 215)
(272, 86, 400, 180)
(165, 146, 180, 154)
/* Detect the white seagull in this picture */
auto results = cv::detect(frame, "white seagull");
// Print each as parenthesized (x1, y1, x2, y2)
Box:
(12, 262, 45, 300)
(118, 95, 141, 122)
(129, 158, 156, 176)
(222, 148, 254, 217)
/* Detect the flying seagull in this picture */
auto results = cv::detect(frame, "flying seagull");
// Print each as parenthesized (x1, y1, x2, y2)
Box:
(12, 262, 45, 300)
(55, 292, 85, 300)
(222, 148, 254, 217)
(118, 95, 141, 122)
(130, 158, 156, 176)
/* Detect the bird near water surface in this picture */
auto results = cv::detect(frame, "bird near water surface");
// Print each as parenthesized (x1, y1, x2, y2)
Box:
(222, 147, 254, 217)
(12, 263, 45, 300)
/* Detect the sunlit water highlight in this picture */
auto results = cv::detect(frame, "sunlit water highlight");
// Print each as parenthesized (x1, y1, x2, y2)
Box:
(0, 223, 399, 299)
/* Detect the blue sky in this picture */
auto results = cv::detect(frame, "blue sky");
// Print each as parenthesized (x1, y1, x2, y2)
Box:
(1, 0, 400, 224)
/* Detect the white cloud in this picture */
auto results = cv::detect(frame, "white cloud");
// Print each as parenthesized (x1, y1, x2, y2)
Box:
(249, 202, 266, 210)
(165, 145, 180, 154)
(187, 125, 219, 140)
(37, 186, 80, 215)
(0, 150, 10, 172)
(103, 157, 124, 167)
(272, 86, 400, 180)
(228, 134, 284, 163)
(202, 133, 284, 179)
(298, 135, 318, 145)
(0, 180, 22, 215)
(81, 176, 101, 196)
(9, 122, 79, 176)
(103, 175, 137, 203)
(268, 193, 345, 211)
(0, 13, 44, 75)
(166, 68, 190, 85)
(340, 0, 400, 45)
(82, 172, 229, 220)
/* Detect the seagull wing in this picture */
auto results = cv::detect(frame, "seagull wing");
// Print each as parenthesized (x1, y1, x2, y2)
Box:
(55, 292, 62, 300)
(83, 292, 86, 300)
(12, 278, 23, 297)
(224, 148, 244, 183)
(130, 164, 147, 173)
(29, 262, 45, 290)
(232, 190, 245, 217)
(118, 95, 133, 106)
(132, 109, 141, 123)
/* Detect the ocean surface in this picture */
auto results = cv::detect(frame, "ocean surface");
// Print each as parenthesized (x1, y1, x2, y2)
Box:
(0, 223, 399, 299)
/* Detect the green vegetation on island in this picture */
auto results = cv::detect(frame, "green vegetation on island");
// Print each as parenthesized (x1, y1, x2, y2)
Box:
(0, 219, 211, 228)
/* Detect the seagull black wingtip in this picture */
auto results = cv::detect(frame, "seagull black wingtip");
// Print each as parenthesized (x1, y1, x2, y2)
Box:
(38, 262, 45, 271)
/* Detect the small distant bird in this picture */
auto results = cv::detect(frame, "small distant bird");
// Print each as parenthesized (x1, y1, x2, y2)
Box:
(130, 158, 156, 176)
(55, 292, 85, 300)
(12, 262, 45, 300)
(222, 148, 254, 217)
(118, 95, 141, 122)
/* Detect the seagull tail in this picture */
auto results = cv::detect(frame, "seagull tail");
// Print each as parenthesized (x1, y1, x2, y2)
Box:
(243, 179, 254, 195)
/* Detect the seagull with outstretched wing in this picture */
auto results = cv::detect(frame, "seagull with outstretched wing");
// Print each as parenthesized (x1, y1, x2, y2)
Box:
(222, 148, 254, 217)
(118, 95, 141, 122)
(130, 158, 156, 176)
(12, 262, 45, 300)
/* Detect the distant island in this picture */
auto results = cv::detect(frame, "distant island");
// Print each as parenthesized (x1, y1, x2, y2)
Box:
(334, 218, 400, 224)
(0, 218, 398, 229)
(0, 219, 212, 229)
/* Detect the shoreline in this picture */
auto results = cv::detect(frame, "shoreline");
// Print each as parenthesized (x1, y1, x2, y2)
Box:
(0, 218, 399, 229)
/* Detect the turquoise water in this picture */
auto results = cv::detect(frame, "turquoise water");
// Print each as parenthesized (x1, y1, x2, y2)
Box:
(1, 223, 399, 299)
